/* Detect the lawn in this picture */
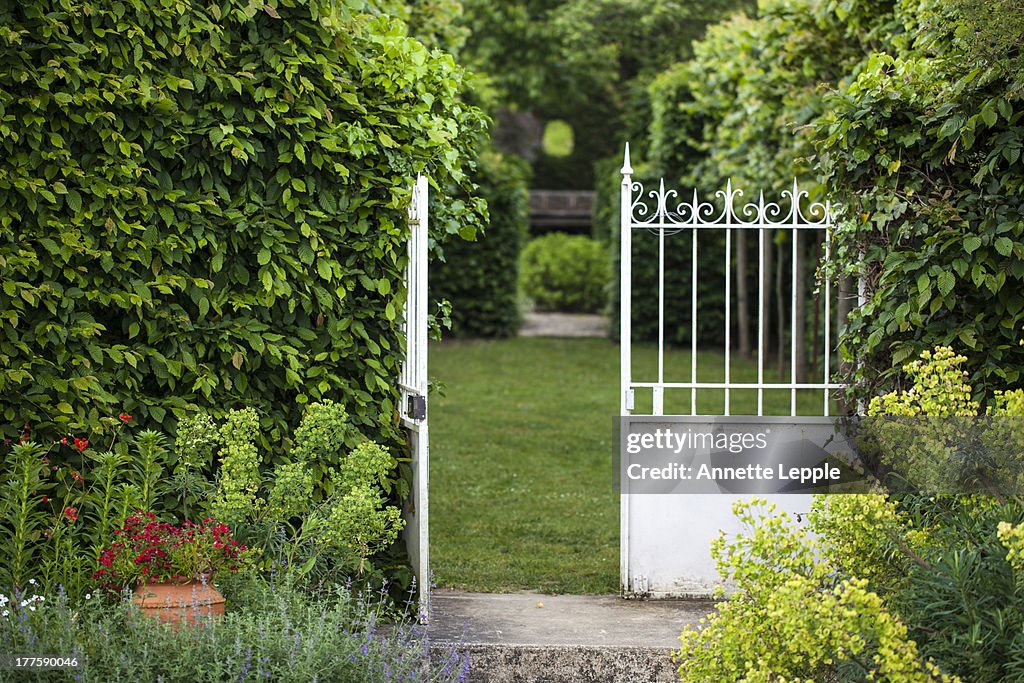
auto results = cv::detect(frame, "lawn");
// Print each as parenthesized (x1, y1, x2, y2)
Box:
(429, 336, 830, 594)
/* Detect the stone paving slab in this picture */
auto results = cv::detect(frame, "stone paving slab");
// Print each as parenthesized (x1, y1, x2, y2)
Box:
(427, 590, 711, 648)
(427, 591, 713, 683)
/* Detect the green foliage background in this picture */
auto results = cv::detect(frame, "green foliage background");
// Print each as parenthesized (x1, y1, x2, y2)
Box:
(818, 0, 1024, 400)
(431, 151, 530, 338)
(0, 0, 486, 446)
(609, 0, 1024, 400)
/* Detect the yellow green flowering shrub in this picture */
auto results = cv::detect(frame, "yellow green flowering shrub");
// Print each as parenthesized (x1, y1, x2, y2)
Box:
(677, 347, 1024, 682)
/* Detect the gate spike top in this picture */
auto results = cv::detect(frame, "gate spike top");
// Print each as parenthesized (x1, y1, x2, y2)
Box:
(621, 143, 633, 176)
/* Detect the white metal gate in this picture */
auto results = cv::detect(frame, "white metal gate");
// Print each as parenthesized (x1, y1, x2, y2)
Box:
(618, 145, 843, 597)
(401, 175, 430, 619)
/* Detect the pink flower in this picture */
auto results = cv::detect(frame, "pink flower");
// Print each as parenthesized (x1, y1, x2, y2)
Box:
(63, 507, 78, 521)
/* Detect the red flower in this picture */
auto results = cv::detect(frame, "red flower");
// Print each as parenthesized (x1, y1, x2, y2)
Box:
(118, 413, 132, 423)
(41, 496, 49, 503)
(71, 471, 85, 484)
(64, 507, 78, 521)
(61, 437, 67, 445)
(73, 437, 88, 452)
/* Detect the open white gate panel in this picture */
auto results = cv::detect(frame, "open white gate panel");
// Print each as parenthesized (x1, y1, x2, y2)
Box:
(400, 175, 429, 619)
(619, 145, 843, 598)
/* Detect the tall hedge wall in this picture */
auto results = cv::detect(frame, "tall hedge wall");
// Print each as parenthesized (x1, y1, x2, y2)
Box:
(431, 150, 529, 338)
(0, 0, 485, 446)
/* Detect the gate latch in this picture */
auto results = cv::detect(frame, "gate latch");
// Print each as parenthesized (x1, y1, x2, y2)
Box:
(407, 395, 427, 421)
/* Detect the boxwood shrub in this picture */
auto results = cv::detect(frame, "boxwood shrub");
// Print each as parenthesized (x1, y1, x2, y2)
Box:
(519, 232, 610, 314)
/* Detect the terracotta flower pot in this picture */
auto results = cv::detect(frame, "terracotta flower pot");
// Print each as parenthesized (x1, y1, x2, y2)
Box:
(131, 578, 225, 629)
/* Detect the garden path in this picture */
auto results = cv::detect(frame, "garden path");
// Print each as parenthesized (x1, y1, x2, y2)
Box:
(519, 312, 609, 338)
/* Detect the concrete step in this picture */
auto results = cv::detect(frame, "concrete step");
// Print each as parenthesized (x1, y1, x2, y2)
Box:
(426, 590, 712, 683)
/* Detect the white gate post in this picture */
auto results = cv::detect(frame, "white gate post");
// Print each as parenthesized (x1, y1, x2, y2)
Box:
(620, 144, 633, 416)
(619, 145, 634, 594)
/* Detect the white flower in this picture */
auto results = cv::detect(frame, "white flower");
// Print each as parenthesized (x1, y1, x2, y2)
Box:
(28, 606, 35, 611)
(2, 610, 8, 617)
(28, 579, 36, 585)
(20, 600, 27, 607)
(85, 594, 92, 600)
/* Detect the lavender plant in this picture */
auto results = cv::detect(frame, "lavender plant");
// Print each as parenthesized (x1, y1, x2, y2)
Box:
(0, 579, 470, 683)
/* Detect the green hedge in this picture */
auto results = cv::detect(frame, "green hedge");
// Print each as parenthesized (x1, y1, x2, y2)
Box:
(432, 151, 529, 338)
(0, 1, 486, 446)
(818, 2, 1024, 400)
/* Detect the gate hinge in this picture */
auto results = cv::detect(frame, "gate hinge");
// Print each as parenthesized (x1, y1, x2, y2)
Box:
(624, 389, 635, 411)
(407, 395, 427, 421)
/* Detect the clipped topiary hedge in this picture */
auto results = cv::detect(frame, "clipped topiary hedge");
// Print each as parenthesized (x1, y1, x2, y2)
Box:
(431, 150, 529, 338)
(0, 1, 486, 446)
(519, 232, 609, 314)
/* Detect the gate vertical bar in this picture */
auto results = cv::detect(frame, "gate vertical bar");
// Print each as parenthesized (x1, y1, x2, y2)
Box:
(824, 223, 832, 416)
(791, 199, 799, 416)
(725, 226, 732, 416)
(691, 225, 698, 415)
(758, 195, 765, 416)
(656, 205, 665, 416)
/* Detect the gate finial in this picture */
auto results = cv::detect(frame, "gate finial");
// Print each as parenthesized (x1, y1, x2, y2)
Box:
(621, 143, 633, 176)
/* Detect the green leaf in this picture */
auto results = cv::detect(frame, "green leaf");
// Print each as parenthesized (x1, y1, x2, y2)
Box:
(316, 260, 331, 280)
(981, 104, 997, 127)
(916, 273, 930, 296)
(964, 236, 982, 254)
(995, 237, 1013, 257)
(937, 271, 955, 297)
(66, 190, 82, 213)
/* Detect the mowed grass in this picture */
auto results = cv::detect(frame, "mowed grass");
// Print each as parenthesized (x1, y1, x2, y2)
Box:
(429, 336, 830, 594)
